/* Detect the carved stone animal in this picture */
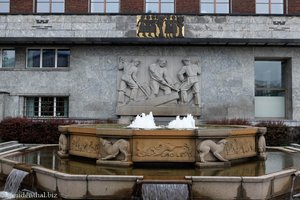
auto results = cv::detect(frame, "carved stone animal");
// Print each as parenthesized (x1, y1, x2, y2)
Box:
(100, 138, 130, 162)
(58, 134, 68, 154)
(197, 139, 228, 163)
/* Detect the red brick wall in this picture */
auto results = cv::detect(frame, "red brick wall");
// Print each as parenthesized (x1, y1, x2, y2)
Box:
(232, 0, 255, 14)
(10, 0, 33, 14)
(121, 0, 144, 14)
(288, 0, 300, 14)
(176, 0, 199, 14)
(65, 0, 88, 13)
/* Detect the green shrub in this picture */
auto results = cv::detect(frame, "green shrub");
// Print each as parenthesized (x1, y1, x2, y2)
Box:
(0, 118, 74, 144)
(256, 121, 290, 146)
(206, 118, 251, 126)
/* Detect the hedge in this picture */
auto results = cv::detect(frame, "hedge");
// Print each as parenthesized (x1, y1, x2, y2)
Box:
(0, 118, 74, 144)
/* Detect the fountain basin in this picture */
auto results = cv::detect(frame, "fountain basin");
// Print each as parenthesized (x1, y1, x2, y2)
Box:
(58, 124, 265, 167)
(1, 146, 300, 199)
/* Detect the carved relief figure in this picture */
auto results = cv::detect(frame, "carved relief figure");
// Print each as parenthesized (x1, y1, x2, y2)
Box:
(178, 57, 201, 106)
(100, 138, 130, 162)
(58, 134, 68, 154)
(197, 139, 228, 163)
(149, 58, 176, 97)
(137, 142, 192, 158)
(118, 57, 141, 104)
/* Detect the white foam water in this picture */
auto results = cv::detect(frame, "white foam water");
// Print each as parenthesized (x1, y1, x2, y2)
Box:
(167, 114, 196, 129)
(127, 112, 159, 129)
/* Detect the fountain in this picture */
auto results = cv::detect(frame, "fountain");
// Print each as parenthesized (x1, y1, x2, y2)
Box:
(0, 169, 29, 199)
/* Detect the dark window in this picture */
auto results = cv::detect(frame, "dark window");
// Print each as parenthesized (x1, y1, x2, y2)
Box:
(27, 48, 70, 68)
(1, 49, 15, 68)
(24, 96, 69, 117)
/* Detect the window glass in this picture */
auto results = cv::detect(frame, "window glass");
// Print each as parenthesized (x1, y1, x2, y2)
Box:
(146, 0, 174, 13)
(27, 48, 70, 68)
(90, 0, 119, 13)
(256, 4, 269, 14)
(256, 0, 283, 14)
(25, 96, 69, 117)
(56, 97, 68, 117)
(106, 2, 119, 13)
(200, 0, 229, 14)
(216, 4, 229, 13)
(146, 3, 159, 13)
(2, 49, 15, 68)
(0, 0, 9, 13)
(57, 49, 70, 67)
(271, 4, 283, 14)
(27, 49, 41, 68)
(42, 49, 55, 67)
(201, 3, 214, 13)
(41, 97, 54, 116)
(161, 3, 174, 13)
(36, 0, 64, 13)
(255, 61, 285, 118)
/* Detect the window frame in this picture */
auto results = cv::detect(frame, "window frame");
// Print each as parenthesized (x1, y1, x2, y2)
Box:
(90, 0, 120, 14)
(0, 48, 15, 68)
(200, 0, 230, 14)
(24, 96, 69, 118)
(145, 0, 175, 14)
(26, 48, 70, 69)
(255, 0, 284, 14)
(36, 0, 65, 13)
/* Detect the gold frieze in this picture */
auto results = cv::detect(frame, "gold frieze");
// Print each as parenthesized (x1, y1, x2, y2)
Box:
(136, 15, 184, 38)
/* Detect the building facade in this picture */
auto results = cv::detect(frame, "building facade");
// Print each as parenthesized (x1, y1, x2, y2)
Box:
(1, 0, 300, 122)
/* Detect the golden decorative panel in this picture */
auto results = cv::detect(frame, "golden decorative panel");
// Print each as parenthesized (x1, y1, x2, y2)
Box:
(136, 15, 184, 38)
(69, 135, 100, 158)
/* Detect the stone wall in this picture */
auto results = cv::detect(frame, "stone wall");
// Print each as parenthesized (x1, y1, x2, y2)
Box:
(1, 46, 299, 120)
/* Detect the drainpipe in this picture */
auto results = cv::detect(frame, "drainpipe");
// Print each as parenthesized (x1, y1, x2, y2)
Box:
(0, 91, 9, 122)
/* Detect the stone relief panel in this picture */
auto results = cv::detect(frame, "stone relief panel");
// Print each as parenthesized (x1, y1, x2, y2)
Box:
(116, 57, 201, 116)
(69, 135, 100, 157)
(132, 139, 195, 162)
(99, 138, 131, 162)
(223, 136, 256, 160)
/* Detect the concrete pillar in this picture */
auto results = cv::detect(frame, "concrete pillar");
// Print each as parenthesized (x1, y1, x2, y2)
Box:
(0, 91, 9, 121)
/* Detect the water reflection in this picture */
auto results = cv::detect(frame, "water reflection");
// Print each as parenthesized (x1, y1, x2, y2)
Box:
(6, 147, 300, 177)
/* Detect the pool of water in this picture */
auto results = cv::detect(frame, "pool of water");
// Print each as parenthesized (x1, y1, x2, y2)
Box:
(5, 147, 300, 178)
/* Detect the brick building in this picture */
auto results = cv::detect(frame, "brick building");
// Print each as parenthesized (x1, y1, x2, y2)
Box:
(1, 0, 300, 122)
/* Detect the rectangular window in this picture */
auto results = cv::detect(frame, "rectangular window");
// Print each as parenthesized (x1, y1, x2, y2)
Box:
(200, 0, 229, 14)
(146, 0, 175, 13)
(0, 0, 9, 13)
(36, 0, 65, 13)
(255, 60, 286, 118)
(27, 48, 70, 68)
(256, 0, 283, 14)
(24, 96, 69, 118)
(1, 49, 15, 68)
(90, 0, 119, 13)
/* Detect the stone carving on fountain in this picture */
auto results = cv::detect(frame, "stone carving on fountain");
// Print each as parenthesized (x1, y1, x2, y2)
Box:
(137, 142, 193, 158)
(116, 57, 201, 122)
(257, 127, 267, 160)
(197, 139, 228, 163)
(97, 138, 132, 166)
(58, 134, 69, 158)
